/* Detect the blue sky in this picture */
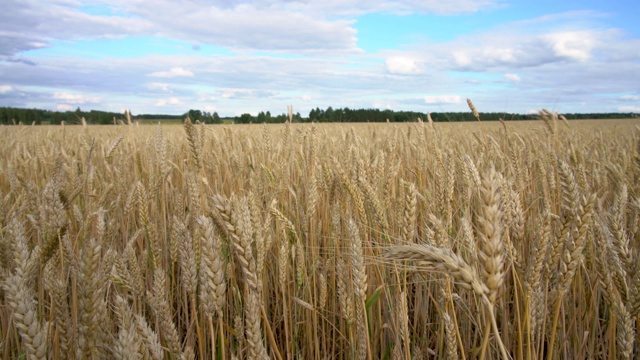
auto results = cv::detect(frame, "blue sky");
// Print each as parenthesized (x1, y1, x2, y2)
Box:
(1, 0, 639, 116)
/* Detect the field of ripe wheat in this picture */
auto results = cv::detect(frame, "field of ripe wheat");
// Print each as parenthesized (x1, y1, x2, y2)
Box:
(0, 114, 639, 359)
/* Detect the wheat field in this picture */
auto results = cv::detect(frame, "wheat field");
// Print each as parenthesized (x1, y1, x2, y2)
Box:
(0, 114, 639, 359)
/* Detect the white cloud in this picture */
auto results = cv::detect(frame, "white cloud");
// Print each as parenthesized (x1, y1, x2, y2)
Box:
(222, 89, 245, 99)
(52, 92, 99, 104)
(453, 51, 472, 67)
(424, 95, 462, 104)
(155, 97, 183, 106)
(0, 85, 13, 93)
(399, 0, 498, 14)
(435, 17, 619, 72)
(56, 104, 73, 111)
(542, 31, 596, 62)
(220, 88, 275, 99)
(452, 46, 524, 70)
(0, 0, 151, 55)
(448, 42, 540, 70)
(0, 0, 361, 56)
(385, 56, 423, 75)
(98, 1, 359, 52)
(148, 67, 194, 78)
(372, 102, 393, 109)
(618, 106, 640, 112)
(621, 95, 640, 101)
(483, 47, 517, 63)
(269, 0, 498, 16)
(147, 82, 170, 91)
(505, 73, 521, 81)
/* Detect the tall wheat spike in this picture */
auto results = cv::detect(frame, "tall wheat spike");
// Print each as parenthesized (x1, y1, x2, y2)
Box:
(385, 244, 508, 359)
(3, 221, 48, 360)
(475, 164, 505, 304)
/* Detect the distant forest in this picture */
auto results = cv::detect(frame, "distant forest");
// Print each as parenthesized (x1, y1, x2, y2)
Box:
(0, 106, 636, 125)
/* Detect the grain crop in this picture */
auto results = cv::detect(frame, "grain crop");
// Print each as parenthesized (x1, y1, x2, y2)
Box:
(0, 115, 639, 359)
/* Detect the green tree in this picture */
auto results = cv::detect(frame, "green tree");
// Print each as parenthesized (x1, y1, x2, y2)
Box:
(187, 109, 203, 122)
(325, 107, 334, 122)
(237, 113, 253, 124)
(212, 112, 221, 124)
(257, 111, 267, 123)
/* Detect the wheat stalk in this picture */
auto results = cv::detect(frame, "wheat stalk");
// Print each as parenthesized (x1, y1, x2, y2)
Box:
(385, 244, 507, 359)
(467, 98, 481, 121)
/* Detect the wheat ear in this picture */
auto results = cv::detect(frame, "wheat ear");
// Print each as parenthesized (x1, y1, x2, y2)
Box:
(467, 98, 481, 121)
(245, 290, 269, 359)
(184, 116, 202, 168)
(78, 238, 109, 359)
(475, 164, 505, 304)
(384, 244, 508, 359)
(135, 314, 164, 360)
(148, 271, 181, 357)
(113, 296, 143, 360)
(197, 215, 227, 318)
(443, 312, 459, 360)
(4, 273, 47, 360)
(3, 220, 48, 360)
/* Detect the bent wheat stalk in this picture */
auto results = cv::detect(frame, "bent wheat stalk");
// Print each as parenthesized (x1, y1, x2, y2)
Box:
(385, 244, 509, 360)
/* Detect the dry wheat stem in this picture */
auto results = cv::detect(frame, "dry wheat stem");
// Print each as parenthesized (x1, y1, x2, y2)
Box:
(384, 244, 508, 359)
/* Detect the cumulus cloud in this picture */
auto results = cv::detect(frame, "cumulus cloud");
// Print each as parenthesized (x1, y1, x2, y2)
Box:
(0, 0, 502, 60)
(0, 85, 13, 93)
(372, 101, 393, 109)
(155, 97, 183, 106)
(0, 0, 361, 57)
(220, 88, 276, 99)
(148, 67, 194, 78)
(279, 0, 498, 16)
(452, 51, 472, 67)
(448, 38, 562, 71)
(53, 92, 100, 104)
(542, 31, 596, 62)
(618, 106, 640, 112)
(147, 83, 170, 91)
(0, 0, 151, 56)
(504, 73, 521, 81)
(57, 104, 73, 111)
(385, 56, 423, 75)
(147, 83, 169, 91)
(434, 15, 619, 72)
(93, 1, 358, 52)
(424, 95, 462, 104)
(447, 42, 555, 71)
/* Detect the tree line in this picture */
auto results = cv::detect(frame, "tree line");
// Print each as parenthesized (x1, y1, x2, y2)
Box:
(0, 107, 226, 125)
(237, 107, 637, 123)
(0, 106, 636, 125)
